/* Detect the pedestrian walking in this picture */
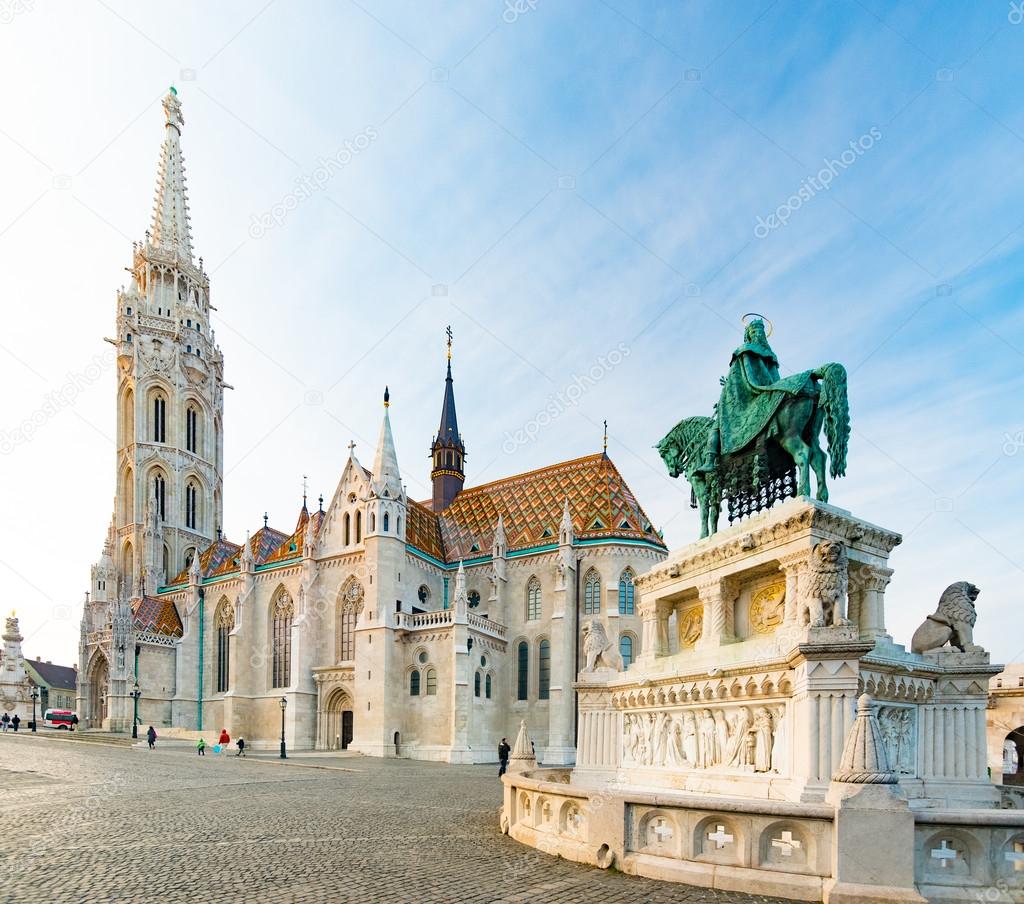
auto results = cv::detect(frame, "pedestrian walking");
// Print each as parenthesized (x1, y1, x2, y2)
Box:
(146, 726, 157, 750)
(498, 737, 510, 777)
(1, 713, 9, 732)
(70, 713, 79, 732)
(235, 737, 246, 757)
(11, 714, 20, 732)
(196, 737, 206, 756)
(218, 728, 230, 754)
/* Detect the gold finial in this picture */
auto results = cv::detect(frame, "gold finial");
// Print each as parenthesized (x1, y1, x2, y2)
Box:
(446, 325, 453, 361)
(603, 419, 608, 455)
(383, 385, 390, 408)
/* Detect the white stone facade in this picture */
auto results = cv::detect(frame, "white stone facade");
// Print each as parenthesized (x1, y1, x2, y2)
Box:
(76, 90, 667, 761)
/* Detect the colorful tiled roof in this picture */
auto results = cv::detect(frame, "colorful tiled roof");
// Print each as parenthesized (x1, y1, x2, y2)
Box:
(168, 537, 242, 586)
(263, 509, 325, 566)
(132, 596, 183, 637)
(411, 453, 664, 563)
(407, 499, 445, 561)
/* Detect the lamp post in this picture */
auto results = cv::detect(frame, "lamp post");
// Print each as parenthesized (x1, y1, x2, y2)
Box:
(130, 682, 142, 739)
(279, 696, 288, 759)
(30, 686, 38, 732)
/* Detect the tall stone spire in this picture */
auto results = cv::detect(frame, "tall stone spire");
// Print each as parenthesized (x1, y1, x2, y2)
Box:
(430, 326, 466, 511)
(372, 387, 402, 498)
(150, 87, 193, 262)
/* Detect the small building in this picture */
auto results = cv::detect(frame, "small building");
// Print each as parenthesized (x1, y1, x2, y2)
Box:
(24, 659, 78, 714)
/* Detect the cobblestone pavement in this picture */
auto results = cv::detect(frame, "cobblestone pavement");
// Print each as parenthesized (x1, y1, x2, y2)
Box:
(0, 733, 796, 904)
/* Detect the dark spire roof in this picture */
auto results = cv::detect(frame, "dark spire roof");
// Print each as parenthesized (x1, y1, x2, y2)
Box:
(434, 359, 463, 450)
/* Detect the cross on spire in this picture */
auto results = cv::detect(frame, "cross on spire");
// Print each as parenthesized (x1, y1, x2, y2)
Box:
(446, 324, 453, 360)
(302, 474, 308, 508)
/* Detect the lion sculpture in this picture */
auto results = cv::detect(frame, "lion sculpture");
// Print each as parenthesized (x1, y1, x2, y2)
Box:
(581, 618, 624, 672)
(799, 540, 851, 628)
(910, 581, 981, 654)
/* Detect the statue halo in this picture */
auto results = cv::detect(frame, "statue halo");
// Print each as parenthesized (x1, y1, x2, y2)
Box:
(741, 312, 773, 336)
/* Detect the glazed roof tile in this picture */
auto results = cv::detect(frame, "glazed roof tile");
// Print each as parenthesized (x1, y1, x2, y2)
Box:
(411, 453, 664, 563)
(167, 537, 241, 586)
(132, 595, 183, 637)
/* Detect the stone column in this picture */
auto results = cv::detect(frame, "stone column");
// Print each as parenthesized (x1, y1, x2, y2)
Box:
(857, 566, 892, 644)
(547, 555, 578, 764)
(778, 552, 805, 626)
(695, 577, 737, 650)
(637, 596, 671, 661)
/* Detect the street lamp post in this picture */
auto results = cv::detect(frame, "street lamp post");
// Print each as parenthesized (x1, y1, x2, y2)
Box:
(130, 682, 142, 739)
(279, 696, 288, 759)
(30, 686, 38, 732)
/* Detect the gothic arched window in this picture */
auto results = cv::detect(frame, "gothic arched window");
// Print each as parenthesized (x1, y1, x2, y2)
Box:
(185, 480, 198, 530)
(410, 669, 421, 696)
(343, 513, 350, 546)
(215, 598, 233, 693)
(271, 590, 293, 689)
(151, 393, 166, 443)
(370, 512, 376, 533)
(583, 569, 602, 615)
(538, 639, 551, 700)
(355, 511, 362, 543)
(485, 673, 492, 699)
(517, 640, 529, 700)
(383, 512, 389, 533)
(618, 568, 635, 615)
(425, 668, 437, 696)
(337, 607, 356, 662)
(619, 633, 635, 668)
(526, 577, 541, 621)
(185, 404, 198, 454)
(474, 671, 481, 697)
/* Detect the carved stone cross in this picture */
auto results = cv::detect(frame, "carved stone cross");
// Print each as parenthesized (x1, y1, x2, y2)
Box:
(931, 839, 957, 868)
(650, 817, 673, 845)
(771, 830, 801, 857)
(707, 825, 733, 849)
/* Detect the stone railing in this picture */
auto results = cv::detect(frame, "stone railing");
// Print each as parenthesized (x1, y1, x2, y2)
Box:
(502, 768, 834, 901)
(399, 610, 453, 630)
(469, 612, 507, 639)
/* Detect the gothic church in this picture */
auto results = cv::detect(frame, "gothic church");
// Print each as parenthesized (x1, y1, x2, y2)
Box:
(77, 90, 666, 760)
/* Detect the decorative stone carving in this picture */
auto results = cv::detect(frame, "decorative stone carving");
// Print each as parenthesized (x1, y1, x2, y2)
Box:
(877, 705, 915, 775)
(622, 703, 779, 773)
(581, 618, 623, 672)
(750, 582, 786, 634)
(910, 581, 981, 654)
(800, 540, 850, 627)
(339, 575, 365, 613)
(677, 606, 702, 648)
(832, 694, 896, 784)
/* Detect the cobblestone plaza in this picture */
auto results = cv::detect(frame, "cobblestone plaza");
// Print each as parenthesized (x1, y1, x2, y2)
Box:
(0, 733, 796, 903)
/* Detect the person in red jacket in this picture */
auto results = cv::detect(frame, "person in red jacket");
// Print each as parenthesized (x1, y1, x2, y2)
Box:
(218, 728, 230, 753)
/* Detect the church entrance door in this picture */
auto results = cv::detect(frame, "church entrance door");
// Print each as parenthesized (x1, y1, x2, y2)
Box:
(322, 688, 353, 751)
(89, 655, 109, 729)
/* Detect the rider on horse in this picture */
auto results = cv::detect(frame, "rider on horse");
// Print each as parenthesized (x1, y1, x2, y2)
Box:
(696, 319, 815, 476)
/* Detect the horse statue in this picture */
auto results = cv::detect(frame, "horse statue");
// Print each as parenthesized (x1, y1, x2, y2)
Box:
(656, 318, 850, 539)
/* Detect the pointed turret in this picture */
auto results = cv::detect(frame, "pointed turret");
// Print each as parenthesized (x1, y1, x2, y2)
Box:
(430, 327, 466, 511)
(558, 497, 574, 546)
(150, 87, 193, 261)
(492, 513, 507, 559)
(371, 387, 402, 499)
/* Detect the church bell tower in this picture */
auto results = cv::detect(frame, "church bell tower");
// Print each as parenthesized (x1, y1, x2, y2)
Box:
(108, 87, 225, 594)
(429, 327, 466, 511)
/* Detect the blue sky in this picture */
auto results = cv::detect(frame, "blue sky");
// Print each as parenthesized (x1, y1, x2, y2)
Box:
(1, 1, 1022, 664)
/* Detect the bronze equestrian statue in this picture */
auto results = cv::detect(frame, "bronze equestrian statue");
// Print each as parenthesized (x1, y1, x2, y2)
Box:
(657, 318, 850, 539)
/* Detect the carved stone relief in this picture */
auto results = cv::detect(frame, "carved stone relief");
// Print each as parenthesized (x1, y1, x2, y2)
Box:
(750, 582, 786, 635)
(623, 703, 785, 774)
